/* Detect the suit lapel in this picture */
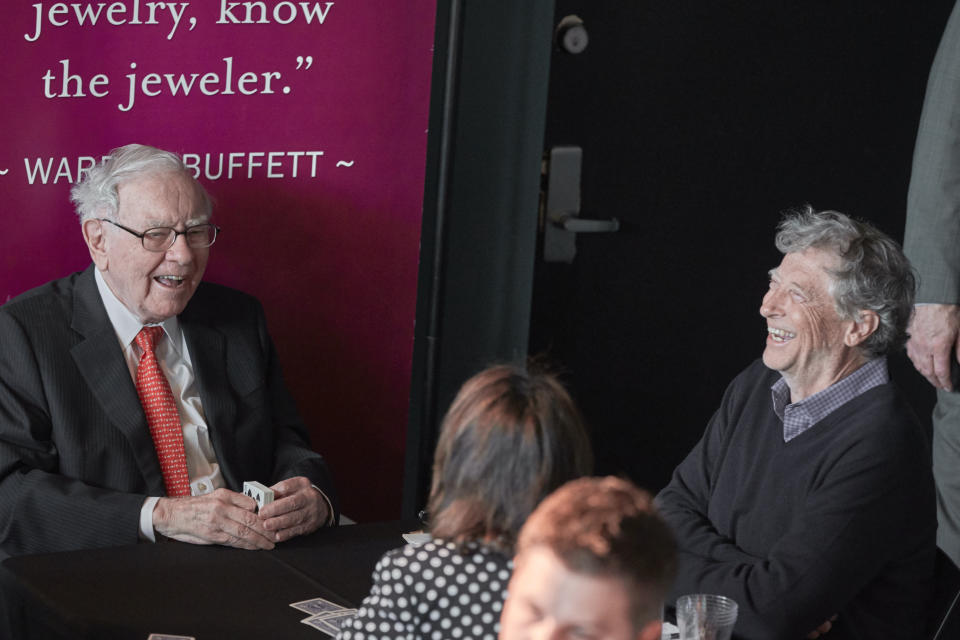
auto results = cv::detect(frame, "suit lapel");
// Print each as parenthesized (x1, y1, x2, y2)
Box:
(181, 316, 240, 490)
(68, 267, 166, 494)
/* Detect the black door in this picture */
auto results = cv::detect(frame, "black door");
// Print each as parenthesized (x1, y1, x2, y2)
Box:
(530, 2, 951, 491)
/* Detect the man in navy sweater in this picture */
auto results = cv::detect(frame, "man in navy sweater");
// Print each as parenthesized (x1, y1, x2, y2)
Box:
(657, 207, 936, 640)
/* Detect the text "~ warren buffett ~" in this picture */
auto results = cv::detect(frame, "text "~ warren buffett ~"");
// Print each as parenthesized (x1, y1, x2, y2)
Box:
(23, 151, 327, 185)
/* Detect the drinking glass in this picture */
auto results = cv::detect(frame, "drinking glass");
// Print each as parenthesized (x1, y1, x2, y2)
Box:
(675, 594, 738, 640)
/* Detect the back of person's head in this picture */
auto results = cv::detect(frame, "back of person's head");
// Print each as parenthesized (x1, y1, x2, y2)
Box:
(71, 143, 211, 223)
(427, 364, 593, 550)
(500, 476, 677, 640)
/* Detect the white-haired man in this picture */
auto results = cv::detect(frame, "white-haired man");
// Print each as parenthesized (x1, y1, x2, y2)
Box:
(657, 207, 936, 639)
(0, 143, 337, 557)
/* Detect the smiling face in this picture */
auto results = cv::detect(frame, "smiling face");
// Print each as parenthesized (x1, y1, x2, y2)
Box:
(760, 248, 870, 400)
(499, 546, 658, 640)
(83, 170, 210, 324)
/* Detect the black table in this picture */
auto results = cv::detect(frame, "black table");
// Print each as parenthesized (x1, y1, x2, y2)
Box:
(0, 520, 416, 640)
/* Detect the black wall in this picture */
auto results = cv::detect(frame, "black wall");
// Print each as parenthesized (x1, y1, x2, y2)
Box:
(532, 1, 954, 491)
(404, 1, 956, 511)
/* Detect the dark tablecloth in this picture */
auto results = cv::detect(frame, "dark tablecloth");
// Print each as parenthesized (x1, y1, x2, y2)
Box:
(0, 520, 417, 640)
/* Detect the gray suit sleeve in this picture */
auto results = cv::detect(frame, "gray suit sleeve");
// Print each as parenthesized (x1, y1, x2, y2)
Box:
(906, 1, 960, 303)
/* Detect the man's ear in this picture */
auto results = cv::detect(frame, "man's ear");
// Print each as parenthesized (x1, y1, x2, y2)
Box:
(637, 619, 662, 640)
(844, 309, 879, 348)
(82, 218, 109, 270)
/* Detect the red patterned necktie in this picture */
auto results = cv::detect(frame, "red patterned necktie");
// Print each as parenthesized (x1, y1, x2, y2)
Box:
(135, 326, 191, 497)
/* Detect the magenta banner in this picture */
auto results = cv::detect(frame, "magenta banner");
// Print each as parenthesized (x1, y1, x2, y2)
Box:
(3, 1, 437, 520)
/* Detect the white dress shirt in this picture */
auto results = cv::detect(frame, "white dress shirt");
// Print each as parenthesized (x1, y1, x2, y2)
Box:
(95, 269, 224, 541)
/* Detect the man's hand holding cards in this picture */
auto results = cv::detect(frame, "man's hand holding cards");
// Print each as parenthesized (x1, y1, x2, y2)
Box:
(256, 476, 333, 543)
(152, 476, 329, 550)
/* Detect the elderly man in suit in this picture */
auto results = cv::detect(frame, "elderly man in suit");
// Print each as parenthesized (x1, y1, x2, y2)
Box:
(0, 143, 337, 557)
(657, 207, 936, 639)
(904, 0, 960, 571)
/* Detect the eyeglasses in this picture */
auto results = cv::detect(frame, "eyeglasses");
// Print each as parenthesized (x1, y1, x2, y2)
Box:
(98, 218, 220, 252)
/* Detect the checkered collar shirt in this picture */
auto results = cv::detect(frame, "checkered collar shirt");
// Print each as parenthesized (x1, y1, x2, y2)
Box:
(771, 356, 889, 443)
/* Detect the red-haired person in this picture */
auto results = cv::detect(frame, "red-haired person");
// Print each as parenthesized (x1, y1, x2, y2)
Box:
(499, 476, 676, 640)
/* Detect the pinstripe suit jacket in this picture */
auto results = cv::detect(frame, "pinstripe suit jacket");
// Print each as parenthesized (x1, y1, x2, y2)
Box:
(905, 1, 960, 303)
(0, 265, 337, 556)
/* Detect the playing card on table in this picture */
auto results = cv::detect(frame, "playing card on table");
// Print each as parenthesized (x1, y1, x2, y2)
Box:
(402, 531, 432, 546)
(302, 609, 358, 636)
(290, 596, 348, 616)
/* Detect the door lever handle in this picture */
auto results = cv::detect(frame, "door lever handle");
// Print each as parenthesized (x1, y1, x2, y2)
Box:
(543, 146, 620, 263)
(557, 216, 620, 233)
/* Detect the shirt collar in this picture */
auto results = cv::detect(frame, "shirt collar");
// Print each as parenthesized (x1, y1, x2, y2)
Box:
(94, 268, 183, 353)
(771, 356, 889, 442)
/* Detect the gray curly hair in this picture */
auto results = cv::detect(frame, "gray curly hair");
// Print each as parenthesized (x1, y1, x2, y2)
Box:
(774, 206, 916, 358)
(70, 143, 210, 223)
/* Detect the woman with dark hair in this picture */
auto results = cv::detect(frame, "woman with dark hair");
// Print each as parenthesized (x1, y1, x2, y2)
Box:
(337, 364, 593, 640)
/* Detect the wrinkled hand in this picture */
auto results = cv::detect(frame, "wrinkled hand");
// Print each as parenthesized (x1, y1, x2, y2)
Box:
(806, 614, 838, 639)
(906, 304, 960, 391)
(259, 476, 331, 543)
(153, 488, 274, 550)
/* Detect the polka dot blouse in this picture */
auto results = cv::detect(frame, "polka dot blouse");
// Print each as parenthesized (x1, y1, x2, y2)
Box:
(337, 539, 513, 640)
